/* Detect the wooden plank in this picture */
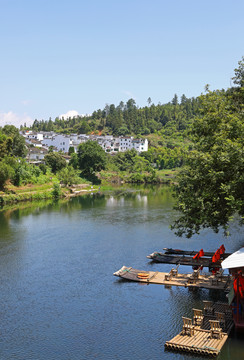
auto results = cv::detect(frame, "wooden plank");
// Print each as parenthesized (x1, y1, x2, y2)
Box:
(165, 324, 229, 356)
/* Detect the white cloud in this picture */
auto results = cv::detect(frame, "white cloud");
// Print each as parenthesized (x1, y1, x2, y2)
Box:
(59, 110, 80, 120)
(0, 111, 33, 128)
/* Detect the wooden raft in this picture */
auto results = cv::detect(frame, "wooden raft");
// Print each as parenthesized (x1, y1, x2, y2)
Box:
(165, 302, 234, 357)
(113, 266, 232, 291)
(165, 328, 228, 356)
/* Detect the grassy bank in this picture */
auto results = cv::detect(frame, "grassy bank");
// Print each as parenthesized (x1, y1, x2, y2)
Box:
(0, 168, 178, 206)
(99, 168, 179, 185)
(0, 182, 93, 206)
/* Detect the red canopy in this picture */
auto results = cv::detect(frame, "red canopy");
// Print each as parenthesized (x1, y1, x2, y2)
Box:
(193, 249, 204, 260)
(219, 244, 225, 255)
(233, 272, 244, 299)
(212, 249, 221, 263)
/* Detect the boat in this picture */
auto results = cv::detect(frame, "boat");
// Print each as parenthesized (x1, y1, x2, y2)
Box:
(163, 247, 231, 258)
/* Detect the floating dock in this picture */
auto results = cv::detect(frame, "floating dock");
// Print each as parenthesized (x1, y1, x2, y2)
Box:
(113, 266, 232, 290)
(165, 302, 234, 357)
(165, 328, 228, 356)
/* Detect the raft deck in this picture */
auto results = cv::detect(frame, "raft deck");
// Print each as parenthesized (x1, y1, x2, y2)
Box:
(165, 302, 234, 357)
(113, 266, 232, 290)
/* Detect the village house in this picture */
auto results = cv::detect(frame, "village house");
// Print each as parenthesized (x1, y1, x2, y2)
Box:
(119, 137, 148, 152)
(21, 130, 148, 155)
(42, 133, 72, 153)
(27, 146, 48, 164)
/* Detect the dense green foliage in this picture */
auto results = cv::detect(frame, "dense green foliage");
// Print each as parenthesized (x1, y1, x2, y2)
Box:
(44, 152, 67, 173)
(0, 125, 27, 158)
(172, 81, 244, 237)
(30, 95, 200, 138)
(52, 183, 61, 200)
(77, 140, 107, 180)
(57, 166, 81, 186)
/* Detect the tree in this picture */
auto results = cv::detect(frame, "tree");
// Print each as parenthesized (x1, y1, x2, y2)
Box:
(57, 166, 80, 186)
(0, 161, 14, 189)
(172, 89, 244, 238)
(232, 56, 244, 87)
(69, 152, 79, 169)
(117, 125, 129, 136)
(68, 146, 75, 155)
(77, 140, 107, 178)
(78, 121, 91, 134)
(52, 183, 61, 200)
(172, 94, 178, 105)
(44, 152, 67, 173)
(2, 125, 27, 158)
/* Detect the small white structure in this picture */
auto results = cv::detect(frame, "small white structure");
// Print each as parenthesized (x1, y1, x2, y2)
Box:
(119, 137, 148, 153)
(132, 138, 148, 152)
(25, 139, 43, 147)
(24, 131, 43, 141)
(222, 248, 244, 270)
(27, 147, 48, 163)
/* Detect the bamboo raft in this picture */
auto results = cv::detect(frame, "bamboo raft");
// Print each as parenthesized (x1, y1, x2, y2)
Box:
(165, 302, 234, 357)
(165, 328, 228, 356)
(163, 248, 231, 258)
(147, 252, 222, 268)
(113, 266, 232, 290)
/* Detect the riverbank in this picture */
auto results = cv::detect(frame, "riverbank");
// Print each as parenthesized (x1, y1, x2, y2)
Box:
(0, 168, 178, 207)
(0, 182, 93, 206)
(99, 168, 178, 185)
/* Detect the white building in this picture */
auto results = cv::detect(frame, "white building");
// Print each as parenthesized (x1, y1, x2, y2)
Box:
(25, 138, 43, 147)
(22, 130, 148, 155)
(24, 131, 44, 141)
(131, 138, 148, 152)
(27, 147, 48, 163)
(42, 134, 72, 153)
(119, 137, 148, 153)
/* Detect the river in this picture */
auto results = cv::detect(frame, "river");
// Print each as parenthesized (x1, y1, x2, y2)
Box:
(0, 186, 243, 360)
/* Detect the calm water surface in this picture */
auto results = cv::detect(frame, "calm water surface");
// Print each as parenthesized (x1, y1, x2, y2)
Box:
(0, 186, 243, 360)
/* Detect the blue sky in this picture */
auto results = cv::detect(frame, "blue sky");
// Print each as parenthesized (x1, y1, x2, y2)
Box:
(0, 0, 243, 127)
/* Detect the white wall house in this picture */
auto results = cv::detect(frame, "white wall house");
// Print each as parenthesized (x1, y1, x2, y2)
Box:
(42, 134, 72, 153)
(119, 137, 148, 153)
(27, 147, 48, 163)
(22, 130, 148, 155)
(25, 138, 43, 147)
(131, 138, 148, 152)
(25, 131, 44, 141)
(119, 137, 133, 152)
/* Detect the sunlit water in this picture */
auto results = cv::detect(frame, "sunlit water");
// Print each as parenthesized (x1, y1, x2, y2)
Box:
(0, 186, 243, 360)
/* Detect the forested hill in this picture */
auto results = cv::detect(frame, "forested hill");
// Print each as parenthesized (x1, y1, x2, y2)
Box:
(30, 94, 200, 139)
